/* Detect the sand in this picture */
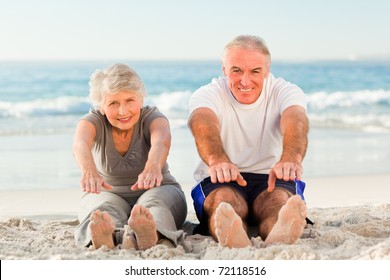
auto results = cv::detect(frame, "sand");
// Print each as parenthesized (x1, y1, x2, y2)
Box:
(1, 174, 390, 260)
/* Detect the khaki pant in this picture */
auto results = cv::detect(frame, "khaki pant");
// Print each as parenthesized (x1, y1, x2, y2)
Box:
(74, 185, 187, 247)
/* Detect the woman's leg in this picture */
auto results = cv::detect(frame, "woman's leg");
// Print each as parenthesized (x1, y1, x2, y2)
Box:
(74, 191, 131, 247)
(133, 185, 187, 247)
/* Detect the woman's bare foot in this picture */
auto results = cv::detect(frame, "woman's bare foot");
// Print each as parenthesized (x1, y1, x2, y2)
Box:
(128, 205, 158, 250)
(121, 225, 136, 250)
(264, 195, 307, 245)
(214, 202, 251, 248)
(89, 210, 115, 249)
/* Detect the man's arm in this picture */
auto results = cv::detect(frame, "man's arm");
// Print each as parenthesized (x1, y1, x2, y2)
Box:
(268, 105, 309, 192)
(188, 107, 246, 186)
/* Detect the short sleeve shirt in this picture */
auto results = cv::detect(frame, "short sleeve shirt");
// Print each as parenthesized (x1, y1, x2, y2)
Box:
(188, 74, 307, 181)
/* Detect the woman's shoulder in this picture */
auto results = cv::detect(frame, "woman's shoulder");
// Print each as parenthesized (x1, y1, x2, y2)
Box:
(141, 106, 167, 120)
(82, 109, 108, 129)
(138, 106, 168, 133)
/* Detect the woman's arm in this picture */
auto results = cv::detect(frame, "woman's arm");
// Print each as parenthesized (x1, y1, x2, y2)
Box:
(73, 120, 112, 193)
(131, 117, 171, 190)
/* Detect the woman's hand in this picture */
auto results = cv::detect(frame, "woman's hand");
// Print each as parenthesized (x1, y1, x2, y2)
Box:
(131, 164, 163, 190)
(80, 169, 113, 194)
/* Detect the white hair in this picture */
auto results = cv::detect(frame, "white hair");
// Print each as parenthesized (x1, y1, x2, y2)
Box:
(89, 63, 146, 109)
(222, 35, 271, 64)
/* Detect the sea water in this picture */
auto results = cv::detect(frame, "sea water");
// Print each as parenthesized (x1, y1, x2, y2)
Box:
(0, 60, 389, 190)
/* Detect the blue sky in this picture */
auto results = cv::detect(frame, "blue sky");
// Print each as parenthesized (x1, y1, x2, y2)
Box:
(1, 0, 389, 61)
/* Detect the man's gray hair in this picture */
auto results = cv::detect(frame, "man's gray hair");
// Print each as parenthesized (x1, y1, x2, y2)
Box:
(222, 35, 271, 64)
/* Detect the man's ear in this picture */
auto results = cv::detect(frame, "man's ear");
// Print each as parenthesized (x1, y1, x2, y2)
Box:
(222, 64, 227, 76)
(265, 62, 271, 78)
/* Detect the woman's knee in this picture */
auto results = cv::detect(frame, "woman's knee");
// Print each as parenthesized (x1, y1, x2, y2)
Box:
(78, 192, 130, 222)
(138, 186, 187, 228)
(138, 185, 185, 206)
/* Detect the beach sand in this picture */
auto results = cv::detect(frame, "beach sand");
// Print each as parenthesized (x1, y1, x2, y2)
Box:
(1, 174, 390, 260)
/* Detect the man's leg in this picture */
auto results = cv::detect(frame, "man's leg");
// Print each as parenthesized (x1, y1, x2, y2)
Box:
(252, 189, 306, 244)
(204, 187, 251, 248)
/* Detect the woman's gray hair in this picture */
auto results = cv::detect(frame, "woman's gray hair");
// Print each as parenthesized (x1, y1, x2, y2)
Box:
(222, 35, 271, 64)
(89, 63, 146, 109)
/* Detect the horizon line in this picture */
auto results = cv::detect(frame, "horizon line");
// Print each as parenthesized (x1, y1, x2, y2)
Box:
(1, 57, 390, 63)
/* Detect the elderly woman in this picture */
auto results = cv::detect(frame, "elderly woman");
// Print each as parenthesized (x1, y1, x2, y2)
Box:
(73, 63, 187, 250)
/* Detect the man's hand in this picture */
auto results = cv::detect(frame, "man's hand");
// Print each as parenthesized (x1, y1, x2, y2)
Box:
(209, 161, 247, 187)
(267, 161, 303, 192)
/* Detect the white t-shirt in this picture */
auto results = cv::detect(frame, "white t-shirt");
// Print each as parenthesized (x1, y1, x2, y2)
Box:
(188, 73, 307, 182)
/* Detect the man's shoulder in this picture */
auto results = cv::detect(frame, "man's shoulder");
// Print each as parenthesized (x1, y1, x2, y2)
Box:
(266, 73, 303, 93)
(195, 76, 227, 93)
(191, 77, 228, 101)
(189, 77, 229, 115)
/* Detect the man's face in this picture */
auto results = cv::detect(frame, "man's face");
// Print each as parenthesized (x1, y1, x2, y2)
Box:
(222, 47, 270, 104)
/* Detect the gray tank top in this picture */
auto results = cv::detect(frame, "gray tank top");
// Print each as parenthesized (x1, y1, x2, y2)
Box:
(82, 106, 180, 198)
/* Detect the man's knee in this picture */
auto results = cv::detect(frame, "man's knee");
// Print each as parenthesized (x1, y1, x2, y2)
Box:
(255, 188, 291, 205)
(205, 187, 247, 218)
(206, 187, 234, 205)
(253, 188, 290, 219)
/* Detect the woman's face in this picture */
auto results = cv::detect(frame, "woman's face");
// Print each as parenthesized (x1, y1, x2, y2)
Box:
(101, 90, 143, 131)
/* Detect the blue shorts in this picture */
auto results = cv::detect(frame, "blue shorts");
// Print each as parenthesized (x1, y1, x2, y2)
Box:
(191, 173, 307, 235)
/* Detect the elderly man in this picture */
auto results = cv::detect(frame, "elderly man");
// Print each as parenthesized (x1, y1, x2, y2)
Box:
(188, 35, 309, 248)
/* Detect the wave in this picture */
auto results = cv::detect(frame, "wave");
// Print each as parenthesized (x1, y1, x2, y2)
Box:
(1, 89, 390, 133)
(307, 89, 390, 110)
(146, 90, 192, 115)
(0, 96, 91, 118)
(307, 89, 390, 132)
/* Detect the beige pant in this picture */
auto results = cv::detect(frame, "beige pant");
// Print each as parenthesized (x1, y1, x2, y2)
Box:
(74, 185, 187, 247)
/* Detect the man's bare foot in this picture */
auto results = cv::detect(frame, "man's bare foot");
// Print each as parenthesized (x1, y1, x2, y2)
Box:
(264, 195, 307, 245)
(89, 210, 115, 249)
(214, 202, 251, 248)
(128, 205, 158, 250)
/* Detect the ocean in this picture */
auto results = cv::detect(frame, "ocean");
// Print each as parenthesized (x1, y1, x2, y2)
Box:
(1, 60, 389, 191)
